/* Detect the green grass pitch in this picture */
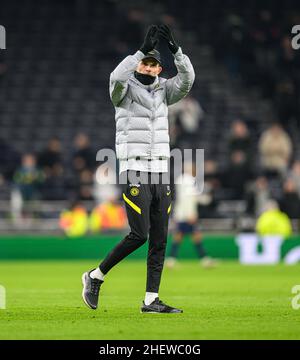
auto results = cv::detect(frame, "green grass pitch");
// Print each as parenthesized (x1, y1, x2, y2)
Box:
(0, 260, 299, 339)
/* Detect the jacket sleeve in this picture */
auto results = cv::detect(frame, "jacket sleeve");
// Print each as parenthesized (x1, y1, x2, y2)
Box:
(165, 47, 195, 106)
(109, 50, 145, 106)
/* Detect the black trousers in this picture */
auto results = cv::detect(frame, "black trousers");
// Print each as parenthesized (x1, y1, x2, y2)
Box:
(99, 171, 171, 293)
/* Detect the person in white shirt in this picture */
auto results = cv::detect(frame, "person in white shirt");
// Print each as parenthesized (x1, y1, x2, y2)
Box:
(166, 162, 217, 268)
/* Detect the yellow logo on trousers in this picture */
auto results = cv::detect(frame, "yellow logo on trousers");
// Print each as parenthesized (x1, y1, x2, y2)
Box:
(130, 187, 139, 196)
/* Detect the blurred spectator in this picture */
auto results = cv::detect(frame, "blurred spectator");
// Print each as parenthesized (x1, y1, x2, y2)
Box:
(279, 178, 300, 219)
(258, 123, 292, 176)
(168, 95, 204, 146)
(256, 200, 292, 238)
(13, 154, 44, 202)
(38, 138, 62, 171)
(246, 176, 271, 217)
(41, 164, 67, 200)
(228, 120, 252, 163)
(11, 154, 44, 220)
(77, 169, 94, 201)
(223, 150, 253, 199)
(59, 201, 89, 237)
(90, 202, 127, 232)
(38, 138, 66, 200)
(173, 161, 200, 225)
(72, 133, 95, 172)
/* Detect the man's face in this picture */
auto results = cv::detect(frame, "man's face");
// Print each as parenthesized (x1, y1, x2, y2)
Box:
(136, 58, 162, 77)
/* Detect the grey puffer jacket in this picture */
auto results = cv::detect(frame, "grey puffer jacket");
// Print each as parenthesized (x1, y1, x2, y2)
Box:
(109, 48, 195, 160)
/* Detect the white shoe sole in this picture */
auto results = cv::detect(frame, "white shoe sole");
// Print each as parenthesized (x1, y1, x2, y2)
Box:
(140, 310, 162, 314)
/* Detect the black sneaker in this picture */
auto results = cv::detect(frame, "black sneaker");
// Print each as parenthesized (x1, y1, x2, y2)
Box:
(141, 297, 183, 313)
(81, 270, 103, 310)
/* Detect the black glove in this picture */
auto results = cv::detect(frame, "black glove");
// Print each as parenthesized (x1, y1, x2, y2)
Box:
(140, 25, 159, 55)
(158, 24, 179, 54)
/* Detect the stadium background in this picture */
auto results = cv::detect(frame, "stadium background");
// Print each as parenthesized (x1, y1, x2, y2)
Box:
(1, 0, 300, 340)
(1, 0, 300, 253)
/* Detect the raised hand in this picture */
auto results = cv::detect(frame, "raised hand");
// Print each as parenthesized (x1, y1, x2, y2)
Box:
(158, 24, 179, 54)
(140, 25, 159, 55)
